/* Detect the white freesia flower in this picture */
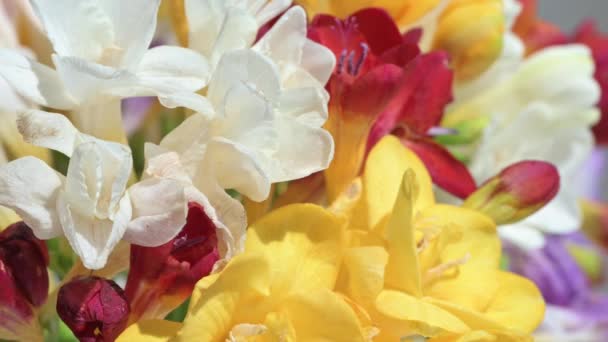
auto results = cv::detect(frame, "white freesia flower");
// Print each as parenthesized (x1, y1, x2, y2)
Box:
(446, 2, 601, 249)
(0, 110, 191, 269)
(0, 0, 210, 143)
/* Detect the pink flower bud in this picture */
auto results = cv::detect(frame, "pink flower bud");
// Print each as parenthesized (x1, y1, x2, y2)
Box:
(125, 202, 220, 321)
(464, 161, 560, 224)
(57, 276, 130, 342)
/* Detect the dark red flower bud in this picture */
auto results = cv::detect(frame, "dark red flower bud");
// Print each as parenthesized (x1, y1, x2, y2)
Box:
(57, 276, 130, 342)
(125, 202, 220, 322)
(0, 221, 48, 340)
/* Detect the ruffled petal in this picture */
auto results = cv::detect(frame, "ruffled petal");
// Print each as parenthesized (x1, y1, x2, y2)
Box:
(206, 137, 270, 202)
(17, 110, 79, 157)
(0, 157, 64, 239)
(58, 192, 132, 270)
(245, 204, 346, 295)
(96, 0, 161, 69)
(29, 0, 113, 61)
(125, 178, 187, 247)
(136, 45, 210, 93)
(0, 49, 75, 109)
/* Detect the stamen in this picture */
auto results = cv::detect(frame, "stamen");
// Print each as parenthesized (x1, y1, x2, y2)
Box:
(337, 50, 348, 75)
(347, 50, 357, 75)
(423, 253, 471, 285)
(352, 43, 370, 76)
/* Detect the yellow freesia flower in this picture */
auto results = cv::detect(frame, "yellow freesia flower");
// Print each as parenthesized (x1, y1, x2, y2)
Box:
(296, 0, 504, 81)
(332, 136, 544, 341)
(119, 204, 370, 341)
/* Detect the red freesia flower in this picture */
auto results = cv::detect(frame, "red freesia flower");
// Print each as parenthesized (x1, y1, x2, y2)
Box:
(57, 276, 129, 342)
(0, 222, 49, 341)
(124, 201, 220, 322)
(309, 8, 475, 200)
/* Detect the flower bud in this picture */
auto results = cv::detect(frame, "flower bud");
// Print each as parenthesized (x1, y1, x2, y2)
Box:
(57, 276, 130, 342)
(0, 221, 49, 341)
(463, 161, 559, 224)
(125, 202, 220, 322)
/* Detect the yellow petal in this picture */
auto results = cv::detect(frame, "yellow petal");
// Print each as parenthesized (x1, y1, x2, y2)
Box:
(433, 0, 504, 81)
(428, 270, 545, 336)
(336, 246, 388, 306)
(419, 205, 500, 269)
(177, 255, 272, 342)
(245, 204, 346, 296)
(384, 170, 422, 296)
(375, 290, 470, 336)
(362, 136, 434, 232)
(285, 288, 367, 341)
(117, 320, 181, 342)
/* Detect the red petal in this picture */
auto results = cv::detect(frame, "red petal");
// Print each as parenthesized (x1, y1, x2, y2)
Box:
(403, 138, 476, 198)
(349, 8, 403, 55)
(336, 63, 405, 116)
(367, 52, 453, 149)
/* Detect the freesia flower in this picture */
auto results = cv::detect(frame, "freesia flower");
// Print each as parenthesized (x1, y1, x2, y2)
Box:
(119, 204, 370, 341)
(149, 47, 333, 203)
(57, 276, 130, 342)
(307, 8, 474, 200)
(506, 232, 608, 340)
(296, 0, 505, 81)
(0, 221, 48, 342)
(443, 0, 601, 250)
(331, 136, 544, 340)
(0, 0, 210, 143)
(0, 110, 192, 269)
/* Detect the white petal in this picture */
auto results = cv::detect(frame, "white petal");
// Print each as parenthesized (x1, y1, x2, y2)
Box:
(263, 117, 334, 182)
(159, 113, 211, 176)
(0, 49, 75, 109)
(208, 49, 281, 108)
(279, 87, 328, 127)
(96, 0, 161, 69)
(498, 224, 546, 250)
(254, 0, 291, 26)
(0, 157, 64, 239)
(17, 109, 79, 156)
(217, 81, 277, 150)
(300, 39, 336, 86)
(30, 0, 113, 61)
(58, 191, 132, 270)
(52, 55, 138, 104)
(137, 45, 210, 93)
(206, 137, 271, 202)
(125, 177, 187, 247)
(157, 92, 216, 116)
(186, 0, 257, 64)
(64, 139, 132, 220)
(254, 6, 306, 68)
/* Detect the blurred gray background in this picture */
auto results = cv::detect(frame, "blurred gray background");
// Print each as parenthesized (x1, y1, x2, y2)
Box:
(539, 0, 608, 31)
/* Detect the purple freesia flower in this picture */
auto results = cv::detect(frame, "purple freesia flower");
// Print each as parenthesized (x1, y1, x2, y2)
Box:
(506, 232, 608, 339)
